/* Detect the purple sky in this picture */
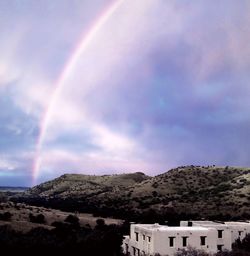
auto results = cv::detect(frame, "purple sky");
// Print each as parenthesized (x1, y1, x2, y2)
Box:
(1, 0, 250, 186)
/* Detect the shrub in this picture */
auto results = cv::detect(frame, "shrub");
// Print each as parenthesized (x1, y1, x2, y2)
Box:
(96, 218, 105, 229)
(29, 213, 45, 224)
(64, 214, 79, 227)
(175, 247, 210, 256)
(0, 211, 12, 221)
(152, 191, 158, 197)
(233, 233, 250, 252)
(152, 182, 159, 188)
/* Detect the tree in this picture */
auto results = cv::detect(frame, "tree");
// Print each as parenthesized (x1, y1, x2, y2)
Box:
(95, 218, 106, 229)
(64, 214, 79, 228)
(232, 233, 250, 252)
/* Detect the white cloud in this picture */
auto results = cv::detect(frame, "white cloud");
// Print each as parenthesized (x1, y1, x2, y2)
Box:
(0, 155, 16, 171)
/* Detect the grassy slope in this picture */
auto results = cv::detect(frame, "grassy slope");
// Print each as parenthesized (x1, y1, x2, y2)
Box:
(0, 201, 122, 232)
(24, 172, 149, 197)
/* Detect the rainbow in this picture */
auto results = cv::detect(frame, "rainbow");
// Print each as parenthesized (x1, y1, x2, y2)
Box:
(32, 0, 124, 185)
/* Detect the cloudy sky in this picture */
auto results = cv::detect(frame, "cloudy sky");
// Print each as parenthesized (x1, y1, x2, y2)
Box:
(1, 0, 250, 186)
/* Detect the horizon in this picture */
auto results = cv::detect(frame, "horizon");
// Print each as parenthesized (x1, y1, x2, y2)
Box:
(1, 164, 249, 187)
(1, 0, 250, 186)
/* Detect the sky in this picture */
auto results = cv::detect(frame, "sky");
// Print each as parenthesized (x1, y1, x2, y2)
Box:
(0, 0, 250, 186)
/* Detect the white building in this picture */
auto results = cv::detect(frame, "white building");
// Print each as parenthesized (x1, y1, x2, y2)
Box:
(180, 220, 250, 252)
(123, 221, 250, 256)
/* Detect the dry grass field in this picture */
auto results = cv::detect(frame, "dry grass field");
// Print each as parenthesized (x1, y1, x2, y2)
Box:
(0, 201, 123, 232)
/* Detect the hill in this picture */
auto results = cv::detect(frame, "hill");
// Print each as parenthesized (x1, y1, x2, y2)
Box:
(13, 166, 250, 221)
(23, 172, 149, 197)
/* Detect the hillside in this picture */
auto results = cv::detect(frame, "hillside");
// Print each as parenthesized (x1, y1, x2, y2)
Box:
(0, 201, 122, 233)
(129, 166, 250, 219)
(14, 166, 250, 221)
(24, 172, 149, 197)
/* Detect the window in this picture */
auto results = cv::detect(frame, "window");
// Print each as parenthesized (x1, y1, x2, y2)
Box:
(132, 247, 136, 256)
(135, 232, 139, 241)
(200, 236, 206, 246)
(217, 245, 223, 251)
(218, 230, 223, 238)
(188, 221, 193, 227)
(125, 244, 129, 254)
(169, 237, 175, 247)
(143, 234, 145, 240)
(148, 236, 151, 242)
(238, 231, 243, 237)
(182, 236, 188, 247)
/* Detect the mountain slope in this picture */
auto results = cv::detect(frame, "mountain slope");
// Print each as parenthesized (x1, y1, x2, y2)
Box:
(23, 172, 149, 198)
(16, 166, 250, 220)
(129, 166, 250, 218)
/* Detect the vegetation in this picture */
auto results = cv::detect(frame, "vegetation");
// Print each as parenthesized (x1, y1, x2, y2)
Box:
(0, 211, 12, 221)
(0, 220, 125, 255)
(29, 213, 46, 224)
(175, 247, 211, 256)
(12, 166, 250, 222)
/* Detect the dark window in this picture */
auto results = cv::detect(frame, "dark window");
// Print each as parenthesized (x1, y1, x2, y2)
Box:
(182, 237, 188, 247)
(143, 234, 145, 240)
(132, 247, 136, 256)
(188, 221, 193, 227)
(200, 236, 206, 246)
(169, 237, 175, 247)
(148, 236, 151, 242)
(239, 231, 243, 236)
(125, 243, 128, 254)
(217, 245, 223, 251)
(218, 230, 223, 238)
(135, 232, 139, 241)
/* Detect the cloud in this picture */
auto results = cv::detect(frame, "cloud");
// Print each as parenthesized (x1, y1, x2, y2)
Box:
(36, 0, 250, 180)
(0, 152, 34, 186)
(1, 0, 250, 185)
(0, 156, 16, 171)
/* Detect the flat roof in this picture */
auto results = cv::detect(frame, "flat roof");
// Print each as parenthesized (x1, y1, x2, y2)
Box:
(225, 222, 250, 226)
(134, 224, 212, 231)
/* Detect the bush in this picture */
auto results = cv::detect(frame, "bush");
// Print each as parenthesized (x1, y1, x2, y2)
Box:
(29, 213, 45, 224)
(64, 214, 79, 227)
(175, 247, 209, 256)
(0, 211, 12, 221)
(95, 218, 105, 229)
(233, 233, 250, 252)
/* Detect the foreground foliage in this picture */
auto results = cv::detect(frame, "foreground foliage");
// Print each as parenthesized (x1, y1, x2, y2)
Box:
(0, 219, 126, 255)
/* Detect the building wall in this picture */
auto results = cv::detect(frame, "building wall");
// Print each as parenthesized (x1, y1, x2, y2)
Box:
(181, 220, 250, 251)
(124, 224, 154, 255)
(224, 222, 250, 243)
(123, 221, 250, 256)
(153, 228, 217, 255)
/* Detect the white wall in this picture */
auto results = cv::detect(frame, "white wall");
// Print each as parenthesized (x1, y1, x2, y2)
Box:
(123, 221, 250, 256)
(225, 222, 250, 243)
(153, 228, 217, 255)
